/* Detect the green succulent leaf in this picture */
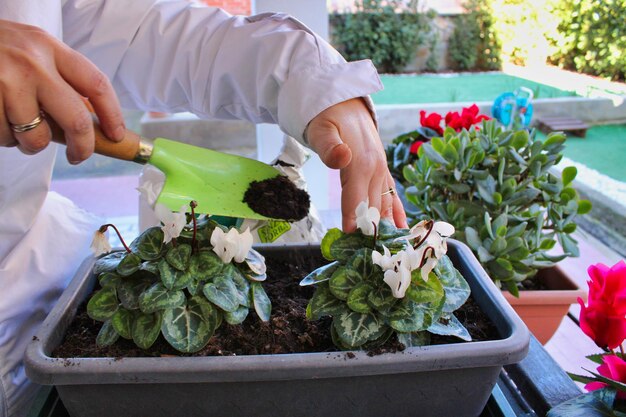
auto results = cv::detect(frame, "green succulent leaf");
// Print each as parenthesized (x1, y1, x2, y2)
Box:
(561, 166, 577, 187)
(111, 308, 134, 339)
(161, 298, 214, 353)
(87, 287, 119, 321)
(138, 283, 185, 314)
(578, 200, 592, 215)
(251, 282, 271, 322)
(96, 320, 119, 347)
(130, 227, 164, 261)
(421, 143, 449, 165)
(132, 311, 163, 350)
(165, 244, 192, 271)
(116, 253, 142, 277)
(203, 276, 239, 312)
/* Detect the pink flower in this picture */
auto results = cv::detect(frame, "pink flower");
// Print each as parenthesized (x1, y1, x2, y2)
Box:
(578, 260, 626, 349)
(419, 110, 444, 135)
(445, 104, 490, 132)
(585, 355, 626, 399)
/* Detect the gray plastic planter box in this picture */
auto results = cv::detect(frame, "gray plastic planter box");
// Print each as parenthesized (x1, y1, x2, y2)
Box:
(25, 241, 529, 417)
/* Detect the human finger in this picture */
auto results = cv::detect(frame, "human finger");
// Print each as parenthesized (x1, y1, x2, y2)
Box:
(55, 43, 125, 141)
(340, 164, 371, 233)
(0, 96, 18, 147)
(306, 120, 352, 170)
(4, 84, 51, 155)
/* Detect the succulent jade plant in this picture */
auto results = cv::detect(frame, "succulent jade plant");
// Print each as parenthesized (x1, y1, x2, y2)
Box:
(300, 201, 471, 350)
(88, 202, 270, 353)
(402, 119, 592, 296)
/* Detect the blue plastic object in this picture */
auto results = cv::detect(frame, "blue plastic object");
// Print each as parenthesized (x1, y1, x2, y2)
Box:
(492, 87, 534, 129)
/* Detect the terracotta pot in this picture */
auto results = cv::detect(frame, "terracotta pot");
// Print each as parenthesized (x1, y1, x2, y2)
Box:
(503, 265, 587, 345)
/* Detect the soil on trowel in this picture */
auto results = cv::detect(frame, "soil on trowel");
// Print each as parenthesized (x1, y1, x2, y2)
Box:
(243, 175, 310, 221)
(53, 252, 499, 359)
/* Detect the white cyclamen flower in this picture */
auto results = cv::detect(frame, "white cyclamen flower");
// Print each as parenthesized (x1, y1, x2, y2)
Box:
(372, 245, 395, 270)
(355, 200, 380, 236)
(155, 203, 187, 244)
(383, 265, 412, 298)
(90, 230, 112, 256)
(211, 227, 254, 264)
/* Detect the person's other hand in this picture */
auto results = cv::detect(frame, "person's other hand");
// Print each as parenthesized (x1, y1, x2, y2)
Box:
(0, 19, 125, 163)
(306, 97, 408, 232)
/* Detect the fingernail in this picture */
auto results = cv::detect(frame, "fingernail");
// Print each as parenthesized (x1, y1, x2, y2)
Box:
(69, 159, 82, 165)
(112, 125, 126, 141)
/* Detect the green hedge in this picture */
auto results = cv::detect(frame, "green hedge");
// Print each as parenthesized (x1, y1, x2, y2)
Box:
(548, 0, 626, 81)
(330, 0, 435, 74)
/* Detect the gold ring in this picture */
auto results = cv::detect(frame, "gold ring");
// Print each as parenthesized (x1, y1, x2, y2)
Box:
(10, 112, 45, 133)
(381, 188, 395, 196)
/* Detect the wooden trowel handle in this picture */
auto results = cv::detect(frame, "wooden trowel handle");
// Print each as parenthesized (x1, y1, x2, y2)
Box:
(49, 115, 150, 163)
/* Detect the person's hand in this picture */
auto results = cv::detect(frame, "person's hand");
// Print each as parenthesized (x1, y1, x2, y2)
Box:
(306, 97, 408, 232)
(0, 19, 125, 163)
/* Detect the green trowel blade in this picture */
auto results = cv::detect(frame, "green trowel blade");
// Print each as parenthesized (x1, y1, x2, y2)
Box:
(150, 138, 280, 220)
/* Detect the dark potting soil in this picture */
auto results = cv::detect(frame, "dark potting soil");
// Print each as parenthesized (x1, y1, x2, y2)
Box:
(243, 175, 310, 221)
(53, 253, 499, 359)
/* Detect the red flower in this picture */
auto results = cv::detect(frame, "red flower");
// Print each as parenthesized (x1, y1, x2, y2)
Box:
(585, 355, 626, 399)
(578, 261, 626, 349)
(419, 110, 444, 135)
(410, 140, 425, 155)
(445, 104, 490, 132)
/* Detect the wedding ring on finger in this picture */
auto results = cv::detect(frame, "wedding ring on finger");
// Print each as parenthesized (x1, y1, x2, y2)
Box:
(381, 187, 396, 197)
(9, 112, 45, 133)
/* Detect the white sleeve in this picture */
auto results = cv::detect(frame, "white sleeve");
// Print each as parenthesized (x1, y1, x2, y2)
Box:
(61, 0, 382, 142)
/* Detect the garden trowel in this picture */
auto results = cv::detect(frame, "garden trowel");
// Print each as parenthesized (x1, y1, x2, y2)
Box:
(51, 119, 281, 220)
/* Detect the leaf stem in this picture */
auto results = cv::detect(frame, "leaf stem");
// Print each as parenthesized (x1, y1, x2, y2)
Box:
(100, 224, 131, 253)
(190, 200, 198, 252)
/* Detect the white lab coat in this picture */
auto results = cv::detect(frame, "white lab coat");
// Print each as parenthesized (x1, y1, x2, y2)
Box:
(0, 1, 382, 416)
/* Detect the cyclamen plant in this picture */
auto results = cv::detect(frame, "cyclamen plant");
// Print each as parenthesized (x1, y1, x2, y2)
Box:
(386, 104, 490, 181)
(548, 260, 626, 416)
(300, 200, 472, 350)
(87, 201, 270, 353)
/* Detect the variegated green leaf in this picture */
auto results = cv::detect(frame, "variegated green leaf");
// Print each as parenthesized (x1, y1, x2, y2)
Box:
(321, 228, 343, 261)
(165, 244, 192, 271)
(244, 248, 266, 278)
(406, 271, 445, 304)
(428, 314, 471, 341)
(329, 266, 362, 300)
(333, 311, 384, 348)
(116, 253, 142, 277)
(159, 258, 181, 290)
(190, 250, 224, 281)
(222, 264, 250, 307)
(94, 251, 125, 275)
(397, 331, 431, 348)
(224, 305, 249, 325)
(330, 233, 374, 263)
(389, 298, 443, 333)
(434, 256, 471, 313)
(546, 388, 620, 417)
(161, 298, 214, 353)
(140, 261, 160, 275)
(98, 272, 122, 289)
(300, 261, 340, 286)
(87, 287, 119, 321)
(367, 285, 398, 313)
(251, 282, 271, 321)
(203, 276, 239, 312)
(138, 283, 185, 314)
(132, 311, 163, 350)
(96, 320, 119, 347)
(111, 308, 134, 339)
(307, 285, 346, 320)
(130, 227, 164, 261)
(348, 249, 376, 281)
(118, 276, 152, 310)
(347, 282, 373, 313)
